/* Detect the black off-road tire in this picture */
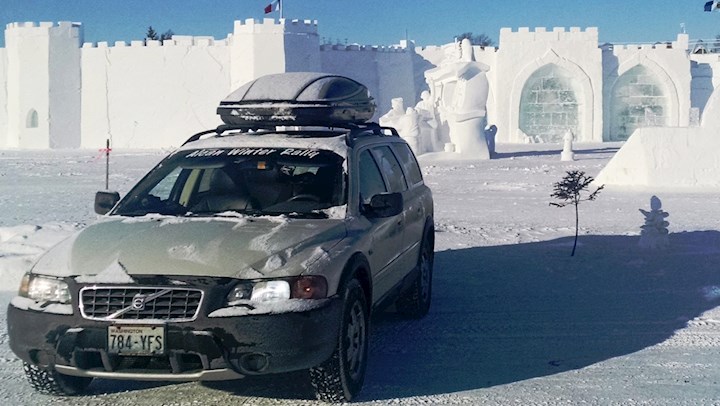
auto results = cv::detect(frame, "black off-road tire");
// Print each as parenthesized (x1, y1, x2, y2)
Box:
(396, 228, 434, 318)
(310, 279, 369, 403)
(23, 363, 92, 396)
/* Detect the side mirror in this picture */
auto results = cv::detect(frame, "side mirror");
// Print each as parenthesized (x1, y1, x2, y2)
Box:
(95, 191, 120, 215)
(364, 192, 403, 218)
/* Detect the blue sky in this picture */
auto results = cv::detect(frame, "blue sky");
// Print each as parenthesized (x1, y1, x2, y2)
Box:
(1, 0, 718, 48)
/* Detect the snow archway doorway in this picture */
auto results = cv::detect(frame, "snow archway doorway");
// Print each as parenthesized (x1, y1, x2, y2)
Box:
(609, 65, 669, 141)
(519, 64, 583, 143)
(26, 109, 39, 128)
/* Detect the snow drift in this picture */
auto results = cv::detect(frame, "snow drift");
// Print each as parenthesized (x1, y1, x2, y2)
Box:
(594, 127, 720, 188)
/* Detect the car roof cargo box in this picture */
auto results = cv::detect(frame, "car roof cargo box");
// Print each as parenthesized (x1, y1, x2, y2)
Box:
(217, 72, 376, 127)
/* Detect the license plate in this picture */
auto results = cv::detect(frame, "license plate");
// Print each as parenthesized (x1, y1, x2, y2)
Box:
(108, 325, 165, 355)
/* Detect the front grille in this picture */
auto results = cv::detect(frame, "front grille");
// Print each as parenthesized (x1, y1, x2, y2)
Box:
(80, 286, 203, 322)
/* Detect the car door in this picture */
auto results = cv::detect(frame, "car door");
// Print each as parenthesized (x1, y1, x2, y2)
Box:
(356, 148, 405, 299)
(392, 142, 429, 266)
(367, 144, 412, 295)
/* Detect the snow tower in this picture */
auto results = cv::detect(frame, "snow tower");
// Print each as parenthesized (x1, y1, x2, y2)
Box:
(4, 21, 82, 148)
(230, 18, 321, 90)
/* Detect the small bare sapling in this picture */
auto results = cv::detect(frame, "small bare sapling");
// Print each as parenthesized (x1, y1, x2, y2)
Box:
(550, 170, 604, 256)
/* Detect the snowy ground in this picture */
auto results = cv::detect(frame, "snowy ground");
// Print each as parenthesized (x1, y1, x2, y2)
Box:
(1, 144, 719, 405)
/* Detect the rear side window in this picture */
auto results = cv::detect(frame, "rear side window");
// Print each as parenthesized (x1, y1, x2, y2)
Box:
(358, 150, 387, 202)
(371, 146, 407, 193)
(393, 143, 423, 185)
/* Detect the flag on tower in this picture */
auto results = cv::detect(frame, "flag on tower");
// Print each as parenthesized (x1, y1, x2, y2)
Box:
(265, 0, 281, 14)
(705, 0, 719, 12)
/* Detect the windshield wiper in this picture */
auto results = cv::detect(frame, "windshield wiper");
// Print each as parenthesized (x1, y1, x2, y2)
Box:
(112, 211, 163, 217)
(186, 209, 265, 217)
(285, 211, 328, 219)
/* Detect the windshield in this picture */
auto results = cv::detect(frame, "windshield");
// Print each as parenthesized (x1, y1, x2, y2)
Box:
(114, 147, 346, 218)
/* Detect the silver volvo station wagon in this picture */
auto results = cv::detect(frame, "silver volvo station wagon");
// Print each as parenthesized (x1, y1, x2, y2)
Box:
(7, 72, 434, 402)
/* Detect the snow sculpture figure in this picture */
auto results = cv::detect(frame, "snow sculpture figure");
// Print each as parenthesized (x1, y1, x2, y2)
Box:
(639, 195, 670, 249)
(380, 99, 423, 154)
(415, 90, 439, 152)
(424, 38, 491, 158)
(446, 39, 491, 157)
(380, 99, 424, 154)
(379, 98, 405, 129)
(485, 124, 497, 158)
(561, 130, 575, 161)
(399, 107, 421, 154)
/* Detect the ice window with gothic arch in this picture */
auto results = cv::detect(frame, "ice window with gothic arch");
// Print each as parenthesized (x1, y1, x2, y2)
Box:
(519, 64, 582, 143)
(610, 65, 668, 141)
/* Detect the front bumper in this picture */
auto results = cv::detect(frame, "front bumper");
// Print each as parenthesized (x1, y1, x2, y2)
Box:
(7, 296, 342, 381)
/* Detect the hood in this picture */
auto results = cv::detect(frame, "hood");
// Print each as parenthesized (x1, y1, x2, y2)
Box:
(32, 214, 346, 281)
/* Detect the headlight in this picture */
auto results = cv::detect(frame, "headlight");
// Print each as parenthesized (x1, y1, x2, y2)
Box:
(227, 276, 327, 305)
(252, 281, 291, 301)
(19, 273, 71, 304)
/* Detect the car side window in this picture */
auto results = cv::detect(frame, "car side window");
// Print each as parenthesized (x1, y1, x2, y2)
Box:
(358, 150, 387, 203)
(393, 143, 423, 186)
(371, 145, 408, 193)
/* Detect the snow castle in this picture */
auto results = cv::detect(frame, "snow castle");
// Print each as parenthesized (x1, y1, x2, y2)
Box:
(0, 18, 714, 150)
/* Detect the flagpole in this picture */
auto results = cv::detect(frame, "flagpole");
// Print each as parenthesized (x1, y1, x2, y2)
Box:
(280, 0, 283, 19)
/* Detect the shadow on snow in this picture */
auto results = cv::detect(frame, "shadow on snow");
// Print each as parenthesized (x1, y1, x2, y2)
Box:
(358, 230, 720, 400)
(493, 146, 620, 160)
(79, 231, 720, 401)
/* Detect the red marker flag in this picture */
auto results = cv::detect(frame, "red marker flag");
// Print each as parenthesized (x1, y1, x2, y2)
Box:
(264, 0, 280, 14)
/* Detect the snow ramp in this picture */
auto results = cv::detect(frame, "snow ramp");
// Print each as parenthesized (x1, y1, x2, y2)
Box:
(595, 127, 720, 188)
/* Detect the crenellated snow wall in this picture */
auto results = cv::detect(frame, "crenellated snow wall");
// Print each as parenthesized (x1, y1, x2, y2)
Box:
(80, 36, 231, 148)
(0, 19, 713, 151)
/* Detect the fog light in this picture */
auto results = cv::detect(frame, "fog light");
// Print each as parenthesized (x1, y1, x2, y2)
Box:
(241, 353, 269, 372)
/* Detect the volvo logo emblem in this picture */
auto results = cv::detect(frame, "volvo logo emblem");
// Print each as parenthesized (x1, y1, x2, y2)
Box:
(131, 294, 147, 311)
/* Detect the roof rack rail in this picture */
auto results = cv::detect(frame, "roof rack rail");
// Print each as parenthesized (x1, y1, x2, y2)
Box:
(182, 127, 222, 146)
(342, 122, 399, 145)
(181, 122, 400, 147)
(181, 124, 274, 146)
